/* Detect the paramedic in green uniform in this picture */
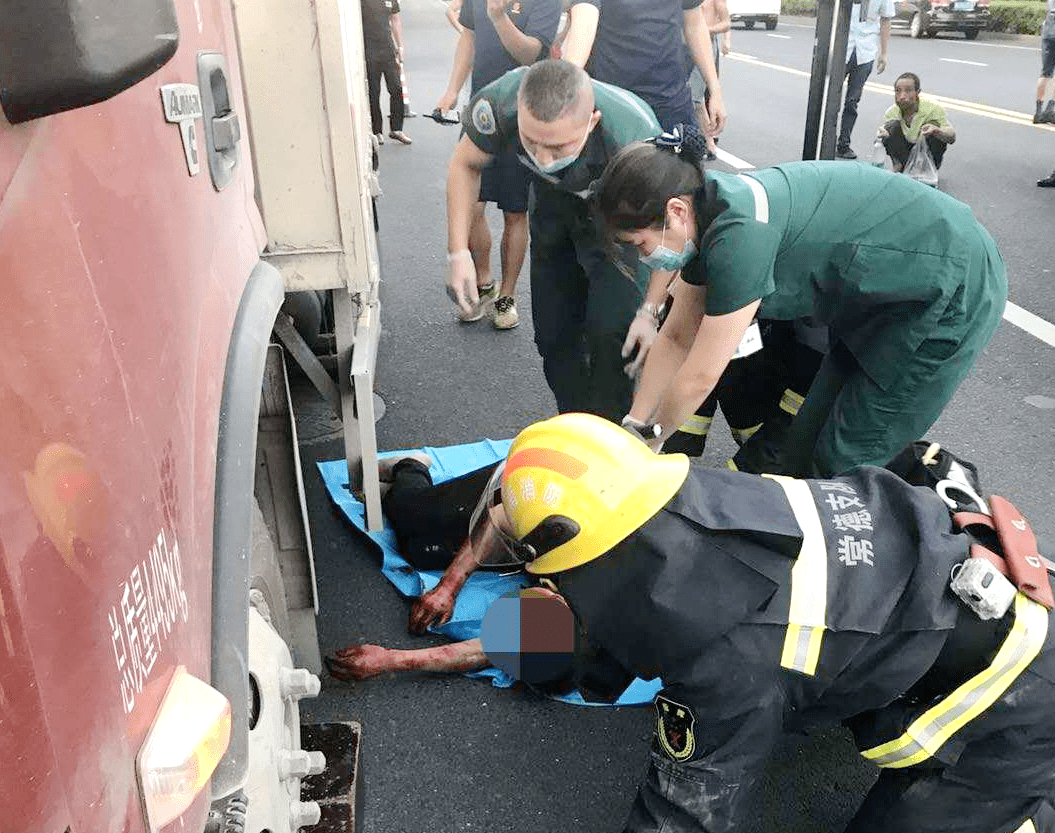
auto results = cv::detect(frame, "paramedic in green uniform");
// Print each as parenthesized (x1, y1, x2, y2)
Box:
(445, 59, 661, 421)
(597, 127, 1007, 477)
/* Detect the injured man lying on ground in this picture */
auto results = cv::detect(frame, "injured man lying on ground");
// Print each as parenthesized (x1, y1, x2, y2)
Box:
(325, 453, 579, 689)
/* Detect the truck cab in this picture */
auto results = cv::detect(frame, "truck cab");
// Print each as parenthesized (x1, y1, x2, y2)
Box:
(0, 0, 376, 831)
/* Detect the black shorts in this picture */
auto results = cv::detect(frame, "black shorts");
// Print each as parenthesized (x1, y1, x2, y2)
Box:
(1043, 37, 1055, 78)
(479, 146, 531, 213)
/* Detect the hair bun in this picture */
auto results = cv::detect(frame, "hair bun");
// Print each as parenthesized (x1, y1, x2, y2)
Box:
(650, 123, 709, 165)
(677, 124, 710, 164)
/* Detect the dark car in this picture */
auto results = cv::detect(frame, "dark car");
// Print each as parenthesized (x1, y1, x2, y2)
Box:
(891, 0, 990, 39)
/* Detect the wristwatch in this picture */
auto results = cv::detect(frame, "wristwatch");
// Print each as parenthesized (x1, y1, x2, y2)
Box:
(621, 416, 663, 442)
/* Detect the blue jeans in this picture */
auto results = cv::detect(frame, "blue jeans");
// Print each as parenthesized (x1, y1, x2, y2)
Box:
(839, 51, 874, 150)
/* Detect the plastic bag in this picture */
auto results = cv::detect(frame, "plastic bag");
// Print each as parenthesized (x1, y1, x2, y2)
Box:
(904, 138, 938, 187)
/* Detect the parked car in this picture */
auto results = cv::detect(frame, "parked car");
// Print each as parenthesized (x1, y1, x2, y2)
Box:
(891, 0, 990, 39)
(728, 0, 780, 29)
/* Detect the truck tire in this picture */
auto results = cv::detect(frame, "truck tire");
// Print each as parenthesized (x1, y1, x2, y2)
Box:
(910, 12, 925, 37)
(963, 27, 979, 38)
(766, 18, 777, 29)
(744, 19, 756, 29)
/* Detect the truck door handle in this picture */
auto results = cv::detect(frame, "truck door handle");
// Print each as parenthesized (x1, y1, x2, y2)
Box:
(197, 52, 240, 190)
(212, 111, 241, 152)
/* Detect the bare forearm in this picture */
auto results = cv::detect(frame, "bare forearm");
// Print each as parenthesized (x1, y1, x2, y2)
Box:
(439, 540, 479, 598)
(491, 13, 544, 63)
(561, 4, 599, 67)
(390, 14, 404, 51)
(447, 155, 483, 251)
(684, 10, 722, 100)
(629, 328, 692, 421)
(384, 640, 488, 673)
(330, 639, 489, 679)
(651, 367, 720, 444)
(880, 18, 890, 56)
(445, 32, 475, 97)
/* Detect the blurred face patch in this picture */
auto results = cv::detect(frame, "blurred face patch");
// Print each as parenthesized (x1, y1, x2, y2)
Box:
(480, 588, 576, 685)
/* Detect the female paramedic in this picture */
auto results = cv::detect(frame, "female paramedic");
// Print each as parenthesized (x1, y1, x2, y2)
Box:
(596, 126, 1008, 477)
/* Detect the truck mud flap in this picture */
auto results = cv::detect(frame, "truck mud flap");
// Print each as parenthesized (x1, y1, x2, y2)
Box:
(301, 722, 364, 833)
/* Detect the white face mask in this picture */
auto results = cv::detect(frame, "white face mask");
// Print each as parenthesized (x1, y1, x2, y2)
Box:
(521, 120, 592, 175)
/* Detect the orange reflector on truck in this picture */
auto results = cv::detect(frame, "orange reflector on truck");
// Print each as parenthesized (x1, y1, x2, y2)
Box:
(136, 666, 232, 832)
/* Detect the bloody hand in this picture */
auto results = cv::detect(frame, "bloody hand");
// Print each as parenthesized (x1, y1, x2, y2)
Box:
(409, 584, 457, 634)
(325, 643, 392, 681)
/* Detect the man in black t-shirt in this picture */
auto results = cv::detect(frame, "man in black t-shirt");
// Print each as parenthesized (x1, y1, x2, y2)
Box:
(361, 0, 412, 144)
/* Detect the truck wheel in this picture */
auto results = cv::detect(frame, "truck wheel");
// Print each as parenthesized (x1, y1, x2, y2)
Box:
(744, 19, 756, 29)
(765, 19, 777, 29)
(963, 28, 979, 39)
(910, 12, 925, 37)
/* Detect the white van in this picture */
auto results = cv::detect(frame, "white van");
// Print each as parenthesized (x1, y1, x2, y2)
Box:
(727, 0, 780, 29)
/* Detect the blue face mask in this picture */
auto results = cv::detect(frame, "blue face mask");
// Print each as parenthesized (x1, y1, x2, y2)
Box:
(639, 212, 697, 271)
(521, 121, 592, 175)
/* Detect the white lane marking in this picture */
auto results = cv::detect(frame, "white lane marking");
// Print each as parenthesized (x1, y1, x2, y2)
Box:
(940, 57, 988, 66)
(715, 147, 756, 169)
(1002, 303, 1055, 349)
(767, 33, 793, 39)
(943, 37, 1037, 51)
(729, 52, 815, 78)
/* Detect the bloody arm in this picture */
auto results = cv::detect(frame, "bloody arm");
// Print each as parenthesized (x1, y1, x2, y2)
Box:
(327, 639, 488, 681)
(408, 537, 481, 634)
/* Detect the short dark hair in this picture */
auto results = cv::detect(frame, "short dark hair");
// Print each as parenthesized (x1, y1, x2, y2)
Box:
(896, 72, 921, 92)
(518, 60, 589, 122)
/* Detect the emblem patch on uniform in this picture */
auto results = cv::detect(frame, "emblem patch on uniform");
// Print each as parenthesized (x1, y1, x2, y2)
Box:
(655, 695, 696, 762)
(472, 99, 496, 135)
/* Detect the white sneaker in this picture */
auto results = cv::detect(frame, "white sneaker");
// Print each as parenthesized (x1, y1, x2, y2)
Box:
(374, 132, 384, 145)
(492, 295, 520, 329)
(458, 282, 497, 322)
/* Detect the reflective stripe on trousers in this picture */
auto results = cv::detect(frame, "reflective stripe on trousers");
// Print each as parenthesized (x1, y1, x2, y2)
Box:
(861, 593, 1049, 769)
(677, 414, 712, 436)
(763, 474, 828, 676)
(731, 423, 763, 445)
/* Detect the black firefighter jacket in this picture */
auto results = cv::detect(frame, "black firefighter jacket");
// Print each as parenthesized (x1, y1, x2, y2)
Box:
(551, 465, 1055, 833)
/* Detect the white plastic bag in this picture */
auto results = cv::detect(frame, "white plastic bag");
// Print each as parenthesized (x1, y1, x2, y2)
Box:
(904, 138, 938, 187)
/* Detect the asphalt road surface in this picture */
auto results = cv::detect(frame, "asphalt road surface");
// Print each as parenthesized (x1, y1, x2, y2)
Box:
(299, 5, 1055, 832)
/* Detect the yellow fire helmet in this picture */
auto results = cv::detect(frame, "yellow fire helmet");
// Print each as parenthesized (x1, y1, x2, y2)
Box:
(502, 413, 690, 575)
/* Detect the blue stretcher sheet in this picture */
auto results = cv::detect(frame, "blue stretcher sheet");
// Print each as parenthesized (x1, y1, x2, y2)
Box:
(318, 438, 663, 707)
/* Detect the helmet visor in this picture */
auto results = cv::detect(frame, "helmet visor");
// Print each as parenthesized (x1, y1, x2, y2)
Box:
(468, 462, 537, 567)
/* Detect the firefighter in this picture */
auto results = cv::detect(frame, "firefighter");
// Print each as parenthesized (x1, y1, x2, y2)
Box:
(596, 125, 1008, 477)
(493, 413, 1055, 833)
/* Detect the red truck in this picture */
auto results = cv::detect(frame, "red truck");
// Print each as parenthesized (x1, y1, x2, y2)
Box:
(0, 0, 380, 831)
